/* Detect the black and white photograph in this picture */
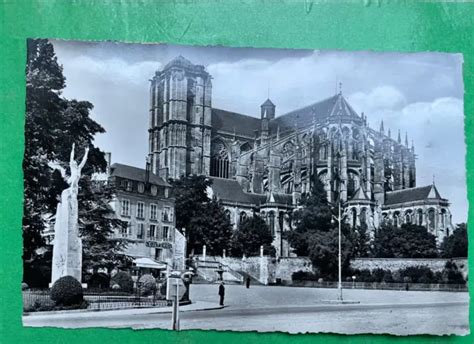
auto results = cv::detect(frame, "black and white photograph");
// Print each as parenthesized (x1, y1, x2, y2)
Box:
(22, 39, 468, 335)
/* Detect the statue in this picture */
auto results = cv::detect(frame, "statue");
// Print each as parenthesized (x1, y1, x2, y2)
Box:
(51, 144, 89, 285)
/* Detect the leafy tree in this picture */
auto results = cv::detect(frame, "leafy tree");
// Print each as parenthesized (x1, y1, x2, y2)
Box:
(23, 39, 125, 284)
(306, 225, 354, 279)
(347, 224, 371, 258)
(78, 176, 128, 274)
(372, 224, 438, 258)
(188, 198, 233, 256)
(231, 215, 275, 257)
(172, 175, 232, 256)
(441, 223, 467, 258)
(287, 177, 332, 255)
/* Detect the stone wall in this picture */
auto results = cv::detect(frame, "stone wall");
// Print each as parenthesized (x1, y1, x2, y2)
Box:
(275, 257, 313, 282)
(205, 256, 312, 284)
(350, 258, 468, 278)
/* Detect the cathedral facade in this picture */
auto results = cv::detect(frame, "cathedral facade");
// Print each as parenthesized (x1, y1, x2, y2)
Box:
(147, 56, 454, 257)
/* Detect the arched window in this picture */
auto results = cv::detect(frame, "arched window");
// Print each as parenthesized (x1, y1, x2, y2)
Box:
(239, 211, 247, 224)
(268, 211, 276, 237)
(393, 212, 400, 227)
(279, 212, 285, 234)
(405, 210, 412, 224)
(225, 209, 231, 221)
(428, 208, 436, 231)
(360, 208, 367, 227)
(210, 139, 230, 178)
(441, 209, 447, 228)
(351, 208, 357, 228)
(417, 209, 423, 226)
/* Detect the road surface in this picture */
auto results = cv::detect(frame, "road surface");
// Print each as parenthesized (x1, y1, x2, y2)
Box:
(23, 284, 469, 335)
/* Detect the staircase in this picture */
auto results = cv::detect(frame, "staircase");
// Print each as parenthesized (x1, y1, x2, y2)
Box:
(193, 259, 244, 284)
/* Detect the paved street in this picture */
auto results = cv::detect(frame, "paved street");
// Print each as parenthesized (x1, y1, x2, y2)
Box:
(23, 284, 469, 335)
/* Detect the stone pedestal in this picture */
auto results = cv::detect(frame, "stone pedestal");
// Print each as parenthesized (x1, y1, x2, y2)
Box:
(51, 191, 83, 285)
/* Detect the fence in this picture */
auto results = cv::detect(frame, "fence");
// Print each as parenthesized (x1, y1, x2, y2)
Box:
(281, 280, 468, 292)
(23, 289, 171, 312)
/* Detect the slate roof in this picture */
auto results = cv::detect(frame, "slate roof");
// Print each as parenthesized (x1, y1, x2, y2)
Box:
(110, 163, 170, 187)
(261, 98, 275, 107)
(384, 185, 443, 205)
(268, 192, 293, 205)
(350, 188, 370, 201)
(211, 94, 362, 138)
(209, 177, 266, 205)
(211, 108, 261, 137)
(274, 94, 361, 131)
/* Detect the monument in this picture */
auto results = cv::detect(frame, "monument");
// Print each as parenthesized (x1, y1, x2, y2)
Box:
(51, 144, 89, 285)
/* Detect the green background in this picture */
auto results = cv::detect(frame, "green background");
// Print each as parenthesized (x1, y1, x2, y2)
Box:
(1, 0, 472, 343)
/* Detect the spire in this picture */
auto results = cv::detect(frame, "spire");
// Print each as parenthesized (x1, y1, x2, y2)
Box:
(411, 139, 415, 152)
(397, 129, 401, 144)
(276, 125, 280, 141)
(405, 132, 409, 147)
(388, 128, 391, 138)
(380, 120, 384, 134)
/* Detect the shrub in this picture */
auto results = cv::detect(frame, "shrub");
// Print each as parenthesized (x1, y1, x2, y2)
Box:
(21, 282, 29, 291)
(292, 270, 319, 281)
(399, 266, 434, 284)
(50, 276, 84, 306)
(87, 273, 110, 289)
(138, 274, 157, 296)
(442, 261, 466, 284)
(110, 271, 134, 293)
(382, 271, 394, 283)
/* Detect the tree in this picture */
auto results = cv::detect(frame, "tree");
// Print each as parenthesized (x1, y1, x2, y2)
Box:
(172, 175, 233, 256)
(306, 224, 354, 279)
(188, 198, 233, 256)
(23, 39, 125, 285)
(347, 224, 370, 258)
(372, 224, 438, 258)
(78, 176, 128, 274)
(287, 177, 332, 255)
(231, 215, 275, 257)
(441, 223, 467, 258)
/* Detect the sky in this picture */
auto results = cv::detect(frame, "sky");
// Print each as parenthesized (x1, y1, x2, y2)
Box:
(51, 40, 467, 223)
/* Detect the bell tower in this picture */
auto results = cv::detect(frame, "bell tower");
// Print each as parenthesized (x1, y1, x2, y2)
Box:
(148, 56, 212, 179)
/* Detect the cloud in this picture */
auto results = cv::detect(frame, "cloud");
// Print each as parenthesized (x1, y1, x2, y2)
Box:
(52, 41, 467, 222)
(348, 88, 466, 223)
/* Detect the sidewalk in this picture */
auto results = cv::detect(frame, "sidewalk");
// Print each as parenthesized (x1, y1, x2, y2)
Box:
(23, 301, 223, 318)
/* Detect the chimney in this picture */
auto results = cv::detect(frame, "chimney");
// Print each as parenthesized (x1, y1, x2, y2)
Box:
(105, 152, 112, 176)
(145, 155, 151, 185)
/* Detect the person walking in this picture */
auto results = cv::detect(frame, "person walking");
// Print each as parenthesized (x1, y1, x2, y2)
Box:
(218, 282, 225, 306)
(246, 276, 251, 289)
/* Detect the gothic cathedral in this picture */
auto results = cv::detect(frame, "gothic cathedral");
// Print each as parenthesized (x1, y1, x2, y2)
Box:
(147, 56, 454, 257)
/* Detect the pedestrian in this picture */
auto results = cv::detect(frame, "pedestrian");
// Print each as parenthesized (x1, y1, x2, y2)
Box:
(218, 281, 225, 306)
(246, 276, 250, 289)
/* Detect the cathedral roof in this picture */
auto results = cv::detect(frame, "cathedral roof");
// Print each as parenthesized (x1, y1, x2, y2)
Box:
(350, 188, 371, 201)
(211, 108, 261, 137)
(273, 93, 360, 131)
(163, 55, 194, 70)
(209, 177, 266, 205)
(110, 163, 170, 187)
(384, 185, 444, 205)
(261, 98, 275, 107)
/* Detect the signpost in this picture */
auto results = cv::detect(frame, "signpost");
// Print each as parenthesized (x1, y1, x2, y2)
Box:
(166, 275, 186, 331)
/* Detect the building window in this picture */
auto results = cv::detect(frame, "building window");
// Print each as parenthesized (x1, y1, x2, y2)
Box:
(163, 226, 169, 240)
(163, 206, 173, 222)
(268, 212, 275, 237)
(120, 199, 130, 216)
(149, 224, 156, 239)
(138, 182, 145, 193)
(239, 211, 247, 224)
(121, 222, 129, 237)
(137, 202, 145, 219)
(417, 209, 423, 225)
(151, 185, 158, 196)
(210, 140, 230, 179)
(150, 204, 158, 221)
(137, 223, 144, 239)
(126, 181, 132, 192)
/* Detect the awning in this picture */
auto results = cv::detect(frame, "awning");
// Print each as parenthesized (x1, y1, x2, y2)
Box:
(133, 257, 167, 269)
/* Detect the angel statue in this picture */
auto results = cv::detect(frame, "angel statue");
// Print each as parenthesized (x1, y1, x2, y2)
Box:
(51, 144, 89, 285)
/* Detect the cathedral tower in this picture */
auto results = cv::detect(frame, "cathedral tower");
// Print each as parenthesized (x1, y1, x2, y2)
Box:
(148, 56, 212, 179)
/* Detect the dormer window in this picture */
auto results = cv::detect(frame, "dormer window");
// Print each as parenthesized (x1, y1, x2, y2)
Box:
(138, 182, 145, 193)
